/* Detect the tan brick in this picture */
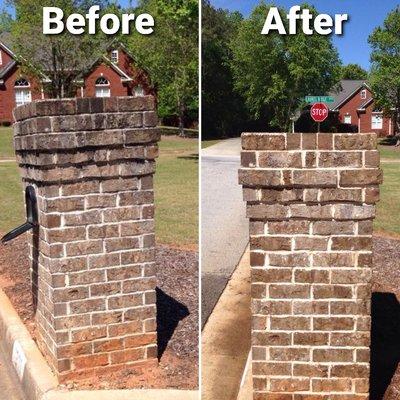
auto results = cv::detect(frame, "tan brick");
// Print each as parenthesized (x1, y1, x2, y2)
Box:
(239, 169, 282, 187)
(270, 316, 311, 331)
(270, 284, 310, 299)
(292, 170, 337, 187)
(313, 317, 354, 331)
(293, 300, 329, 315)
(269, 347, 310, 362)
(293, 363, 328, 377)
(312, 221, 354, 235)
(293, 332, 329, 346)
(313, 349, 353, 362)
(258, 152, 302, 168)
(294, 236, 328, 251)
(252, 268, 292, 283)
(318, 152, 362, 168)
(312, 378, 352, 392)
(242, 133, 286, 150)
(252, 332, 291, 346)
(334, 133, 377, 150)
(340, 169, 383, 186)
(313, 285, 353, 299)
(250, 236, 291, 251)
(268, 220, 309, 234)
(331, 237, 372, 251)
(270, 378, 310, 392)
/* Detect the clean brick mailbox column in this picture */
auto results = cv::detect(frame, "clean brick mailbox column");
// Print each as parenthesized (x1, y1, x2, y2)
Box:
(13, 96, 160, 381)
(239, 132, 382, 399)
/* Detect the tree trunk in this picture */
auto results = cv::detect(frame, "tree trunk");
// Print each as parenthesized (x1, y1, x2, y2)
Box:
(178, 101, 185, 137)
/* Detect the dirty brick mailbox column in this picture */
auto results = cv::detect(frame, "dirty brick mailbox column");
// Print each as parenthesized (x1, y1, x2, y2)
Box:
(239, 132, 382, 399)
(13, 96, 159, 381)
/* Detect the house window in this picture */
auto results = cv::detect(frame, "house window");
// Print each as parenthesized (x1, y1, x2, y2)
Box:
(134, 85, 144, 97)
(111, 50, 118, 63)
(344, 114, 352, 124)
(95, 77, 111, 98)
(371, 113, 383, 129)
(14, 78, 31, 107)
(361, 89, 367, 100)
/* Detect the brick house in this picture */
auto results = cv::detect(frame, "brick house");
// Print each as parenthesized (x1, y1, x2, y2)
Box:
(329, 79, 394, 137)
(0, 33, 153, 124)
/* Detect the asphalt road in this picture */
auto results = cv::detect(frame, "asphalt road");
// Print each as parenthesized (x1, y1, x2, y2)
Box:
(0, 345, 26, 400)
(201, 138, 249, 327)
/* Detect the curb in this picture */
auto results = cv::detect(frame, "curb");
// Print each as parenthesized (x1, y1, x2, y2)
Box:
(0, 288, 58, 400)
(201, 246, 251, 400)
(0, 288, 198, 400)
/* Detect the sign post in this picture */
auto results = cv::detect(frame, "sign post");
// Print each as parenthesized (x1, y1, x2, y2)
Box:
(310, 102, 329, 132)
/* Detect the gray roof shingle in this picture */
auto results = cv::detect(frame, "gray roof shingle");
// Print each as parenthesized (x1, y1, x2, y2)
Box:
(329, 79, 369, 110)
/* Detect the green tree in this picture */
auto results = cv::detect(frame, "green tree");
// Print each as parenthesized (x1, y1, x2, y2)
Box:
(0, 10, 13, 34)
(369, 7, 400, 139)
(126, 0, 198, 135)
(341, 63, 368, 80)
(202, 0, 244, 139)
(230, 2, 341, 131)
(10, 0, 112, 98)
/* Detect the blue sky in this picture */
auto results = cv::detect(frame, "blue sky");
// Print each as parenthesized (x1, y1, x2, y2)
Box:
(210, 0, 400, 70)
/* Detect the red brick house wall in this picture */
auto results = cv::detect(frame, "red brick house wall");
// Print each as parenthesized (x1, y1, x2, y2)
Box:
(334, 85, 393, 136)
(81, 63, 129, 98)
(0, 44, 153, 124)
(0, 66, 43, 125)
(360, 102, 392, 137)
(337, 86, 372, 127)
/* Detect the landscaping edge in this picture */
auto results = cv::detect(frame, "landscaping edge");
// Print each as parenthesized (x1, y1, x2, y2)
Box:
(0, 287, 199, 400)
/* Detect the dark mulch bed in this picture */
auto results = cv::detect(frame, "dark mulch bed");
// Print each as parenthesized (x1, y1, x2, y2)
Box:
(0, 235, 198, 390)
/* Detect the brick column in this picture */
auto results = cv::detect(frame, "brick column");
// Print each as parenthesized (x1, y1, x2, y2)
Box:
(239, 132, 382, 399)
(13, 97, 160, 381)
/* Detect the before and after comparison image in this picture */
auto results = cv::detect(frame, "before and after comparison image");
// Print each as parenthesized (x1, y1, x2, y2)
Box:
(0, 1, 398, 400)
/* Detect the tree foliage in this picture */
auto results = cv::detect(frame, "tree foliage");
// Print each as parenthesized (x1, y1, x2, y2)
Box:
(230, 2, 341, 131)
(125, 0, 198, 133)
(202, 0, 245, 139)
(369, 6, 400, 136)
(10, 0, 113, 98)
(0, 9, 13, 34)
(341, 63, 368, 80)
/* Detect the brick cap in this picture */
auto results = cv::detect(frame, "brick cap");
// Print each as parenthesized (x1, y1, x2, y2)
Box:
(241, 132, 378, 151)
(13, 96, 156, 122)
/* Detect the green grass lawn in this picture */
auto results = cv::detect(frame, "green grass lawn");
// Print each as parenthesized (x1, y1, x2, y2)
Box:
(375, 162, 400, 235)
(155, 137, 198, 248)
(0, 127, 14, 159)
(378, 144, 400, 160)
(0, 135, 198, 248)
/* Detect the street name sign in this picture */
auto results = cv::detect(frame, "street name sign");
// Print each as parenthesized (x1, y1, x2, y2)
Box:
(305, 96, 334, 103)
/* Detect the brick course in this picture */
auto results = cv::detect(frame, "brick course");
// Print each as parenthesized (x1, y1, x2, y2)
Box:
(13, 96, 160, 381)
(239, 132, 382, 399)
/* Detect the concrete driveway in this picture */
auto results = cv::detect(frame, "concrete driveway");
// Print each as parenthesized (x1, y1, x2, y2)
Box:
(201, 138, 249, 327)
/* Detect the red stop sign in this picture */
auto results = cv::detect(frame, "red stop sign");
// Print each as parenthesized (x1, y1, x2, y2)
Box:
(310, 102, 329, 123)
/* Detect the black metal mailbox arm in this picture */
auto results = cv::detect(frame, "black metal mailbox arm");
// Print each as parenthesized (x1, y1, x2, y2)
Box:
(1, 186, 38, 244)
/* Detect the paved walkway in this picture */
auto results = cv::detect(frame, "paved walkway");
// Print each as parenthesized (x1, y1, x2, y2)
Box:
(0, 345, 26, 400)
(201, 138, 249, 326)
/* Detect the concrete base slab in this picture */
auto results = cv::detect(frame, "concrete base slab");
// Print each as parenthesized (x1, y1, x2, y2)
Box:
(201, 248, 251, 400)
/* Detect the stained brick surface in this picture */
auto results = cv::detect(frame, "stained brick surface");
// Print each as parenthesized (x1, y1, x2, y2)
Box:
(239, 132, 382, 399)
(13, 96, 160, 381)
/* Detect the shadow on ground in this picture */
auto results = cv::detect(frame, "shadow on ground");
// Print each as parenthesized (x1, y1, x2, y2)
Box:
(156, 287, 190, 359)
(370, 292, 400, 399)
(177, 153, 199, 161)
